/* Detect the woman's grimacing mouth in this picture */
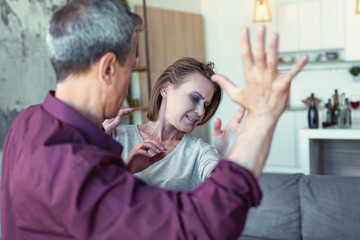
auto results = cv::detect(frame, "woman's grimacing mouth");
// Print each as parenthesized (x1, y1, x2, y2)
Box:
(186, 115, 197, 124)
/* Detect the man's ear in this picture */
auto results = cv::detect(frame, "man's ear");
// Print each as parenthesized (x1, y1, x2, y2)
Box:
(160, 85, 169, 98)
(98, 52, 117, 85)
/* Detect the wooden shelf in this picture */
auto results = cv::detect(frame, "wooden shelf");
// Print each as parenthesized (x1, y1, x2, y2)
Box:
(132, 66, 149, 72)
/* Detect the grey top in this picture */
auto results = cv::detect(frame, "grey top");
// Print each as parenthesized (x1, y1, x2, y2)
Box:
(115, 124, 219, 191)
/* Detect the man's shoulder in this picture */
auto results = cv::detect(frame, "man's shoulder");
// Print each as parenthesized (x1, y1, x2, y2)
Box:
(13, 104, 42, 121)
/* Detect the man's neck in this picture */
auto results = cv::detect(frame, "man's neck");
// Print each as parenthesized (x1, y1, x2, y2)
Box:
(55, 75, 103, 127)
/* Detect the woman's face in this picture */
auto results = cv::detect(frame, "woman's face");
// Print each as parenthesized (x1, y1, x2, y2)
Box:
(164, 72, 215, 133)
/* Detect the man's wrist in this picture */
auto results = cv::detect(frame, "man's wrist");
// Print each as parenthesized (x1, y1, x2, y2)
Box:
(227, 114, 278, 179)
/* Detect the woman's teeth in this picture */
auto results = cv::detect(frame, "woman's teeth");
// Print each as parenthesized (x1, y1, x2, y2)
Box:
(186, 115, 196, 123)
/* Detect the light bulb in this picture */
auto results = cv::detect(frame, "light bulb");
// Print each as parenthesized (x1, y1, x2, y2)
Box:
(258, 4, 265, 12)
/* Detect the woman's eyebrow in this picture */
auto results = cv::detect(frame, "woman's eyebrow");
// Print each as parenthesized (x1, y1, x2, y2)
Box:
(193, 91, 204, 99)
(193, 91, 211, 105)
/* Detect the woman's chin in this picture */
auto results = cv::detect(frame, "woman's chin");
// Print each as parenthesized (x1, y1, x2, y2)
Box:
(181, 126, 195, 134)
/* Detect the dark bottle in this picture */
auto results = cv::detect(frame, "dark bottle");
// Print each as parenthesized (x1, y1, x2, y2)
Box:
(332, 89, 340, 125)
(327, 100, 332, 124)
(308, 93, 319, 129)
(327, 98, 332, 121)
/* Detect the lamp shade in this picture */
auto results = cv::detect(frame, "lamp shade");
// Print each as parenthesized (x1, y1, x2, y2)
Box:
(357, 0, 360, 14)
(253, 0, 272, 22)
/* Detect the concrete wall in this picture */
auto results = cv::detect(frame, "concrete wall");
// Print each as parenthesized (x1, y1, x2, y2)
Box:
(0, 0, 65, 161)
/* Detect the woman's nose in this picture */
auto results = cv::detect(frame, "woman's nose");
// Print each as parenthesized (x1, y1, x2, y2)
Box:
(195, 104, 205, 117)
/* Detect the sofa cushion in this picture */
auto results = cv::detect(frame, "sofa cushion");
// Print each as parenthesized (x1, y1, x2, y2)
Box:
(300, 175, 360, 240)
(240, 173, 302, 240)
(239, 236, 274, 240)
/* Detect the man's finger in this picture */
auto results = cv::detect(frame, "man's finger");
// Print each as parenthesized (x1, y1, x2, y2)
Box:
(287, 54, 308, 80)
(266, 33, 279, 78)
(240, 27, 254, 71)
(211, 74, 237, 99)
(254, 25, 266, 71)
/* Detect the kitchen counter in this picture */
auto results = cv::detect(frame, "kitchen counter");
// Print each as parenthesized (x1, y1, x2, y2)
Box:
(299, 126, 360, 174)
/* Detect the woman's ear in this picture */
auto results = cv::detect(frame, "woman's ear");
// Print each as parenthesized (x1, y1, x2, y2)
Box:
(160, 85, 169, 98)
(98, 52, 117, 85)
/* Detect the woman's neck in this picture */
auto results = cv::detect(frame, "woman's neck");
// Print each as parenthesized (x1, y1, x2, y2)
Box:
(139, 120, 184, 142)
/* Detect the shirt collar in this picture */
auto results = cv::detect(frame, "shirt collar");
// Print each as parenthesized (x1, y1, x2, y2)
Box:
(43, 91, 123, 156)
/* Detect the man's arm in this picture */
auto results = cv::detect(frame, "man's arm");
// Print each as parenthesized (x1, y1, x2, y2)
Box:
(212, 26, 308, 179)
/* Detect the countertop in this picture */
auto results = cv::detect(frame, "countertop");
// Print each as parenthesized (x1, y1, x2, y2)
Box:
(300, 126, 360, 139)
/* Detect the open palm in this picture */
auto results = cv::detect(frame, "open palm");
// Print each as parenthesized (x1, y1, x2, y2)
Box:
(212, 27, 308, 121)
(213, 106, 246, 158)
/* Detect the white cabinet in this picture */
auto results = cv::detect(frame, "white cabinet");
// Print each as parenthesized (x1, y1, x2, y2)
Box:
(264, 110, 307, 174)
(276, 4, 299, 52)
(298, 1, 321, 50)
(273, 0, 345, 53)
(345, 0, 360, 61)
(321, 0, 345, 49)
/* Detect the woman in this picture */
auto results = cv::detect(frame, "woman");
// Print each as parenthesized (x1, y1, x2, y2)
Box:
(105, 57, 244, 191)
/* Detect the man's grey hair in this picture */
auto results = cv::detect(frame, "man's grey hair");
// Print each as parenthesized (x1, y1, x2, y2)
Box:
(46, 0, 142, 82)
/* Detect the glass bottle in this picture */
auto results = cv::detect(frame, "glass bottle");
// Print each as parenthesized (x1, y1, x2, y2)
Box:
(327, 99, 332, 125)
(345, 98, 352, 127)
(332, 89, 340, 125)
(339, 93, 347, 128)
(308, 93, 319, 129)
(322, 103, 332, 128)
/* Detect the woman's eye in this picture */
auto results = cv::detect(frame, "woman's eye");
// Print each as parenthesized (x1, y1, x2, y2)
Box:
(190, 95, 200, 103)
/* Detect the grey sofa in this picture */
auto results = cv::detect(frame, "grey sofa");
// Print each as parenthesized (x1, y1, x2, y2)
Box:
(239, 173, 360, 240)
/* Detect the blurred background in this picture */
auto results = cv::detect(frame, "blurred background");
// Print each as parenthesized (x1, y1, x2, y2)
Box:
(1, 0, 360, 175)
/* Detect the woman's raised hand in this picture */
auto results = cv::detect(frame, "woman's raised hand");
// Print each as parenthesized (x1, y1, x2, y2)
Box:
(125, 139, 166, 173)
(212, 106, 246, 158)
(102, 108, 134, 135)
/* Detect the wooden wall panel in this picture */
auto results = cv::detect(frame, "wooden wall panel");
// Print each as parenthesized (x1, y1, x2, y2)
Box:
(134, 6, 205, 107)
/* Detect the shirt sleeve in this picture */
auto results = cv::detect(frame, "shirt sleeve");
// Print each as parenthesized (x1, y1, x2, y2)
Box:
(61, 155, 262, 240)
(198, 143, 219, 181)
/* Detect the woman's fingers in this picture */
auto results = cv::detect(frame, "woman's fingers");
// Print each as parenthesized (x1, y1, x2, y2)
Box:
(149, 152, 166, 164)
(213, 118, 223, 136)
(232, 106, 246, 123)
(135, 140, 165, 155)
(132, 149, 152, 158)
(118, 108, 134, 117)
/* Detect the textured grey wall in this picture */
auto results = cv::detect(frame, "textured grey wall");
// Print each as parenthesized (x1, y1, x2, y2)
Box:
(0, 0, 64, 160)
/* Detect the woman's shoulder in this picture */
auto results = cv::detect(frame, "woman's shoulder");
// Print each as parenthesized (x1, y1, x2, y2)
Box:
(115, 124, 139, 141)
(183, 134, 214, 151)
(116, 124, 136, 131)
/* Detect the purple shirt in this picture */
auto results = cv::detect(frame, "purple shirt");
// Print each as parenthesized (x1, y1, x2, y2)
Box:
(1, 91, 262, 240)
